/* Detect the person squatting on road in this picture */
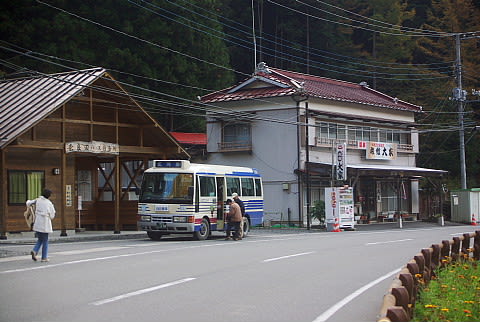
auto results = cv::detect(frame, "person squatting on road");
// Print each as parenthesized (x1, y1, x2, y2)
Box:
(225, 198, 242, 241)
(27, 189, 56, 262)
(231, 192, 245, 239)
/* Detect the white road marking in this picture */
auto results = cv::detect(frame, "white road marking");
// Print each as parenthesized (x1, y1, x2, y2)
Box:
(366, 238, 413, 245)
(263, 251, 314, 262)
(0, 246, 128, 263)
(54, 246, 128, 255)
(0, 236, 321, 273)
(450, 232, 473, 236)
(312, 267, 401, 322)
(91, 278, 196, 306)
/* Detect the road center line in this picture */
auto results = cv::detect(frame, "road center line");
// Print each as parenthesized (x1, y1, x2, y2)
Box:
(312, 267, 401, 322)
(366, 238, 413, 245)
(90, 277, 196, 306)
(263, 251, 314, 262)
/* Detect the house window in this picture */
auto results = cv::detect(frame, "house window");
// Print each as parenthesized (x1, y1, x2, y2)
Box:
(222, 123, 251, 150)
(224, 123, 250, 144)
(8, 170, 44, 204)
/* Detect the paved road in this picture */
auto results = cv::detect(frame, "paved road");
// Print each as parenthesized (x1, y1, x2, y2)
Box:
(0, 224, 475, 322)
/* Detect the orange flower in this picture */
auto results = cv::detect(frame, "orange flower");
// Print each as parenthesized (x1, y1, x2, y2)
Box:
(464, 309, 472, 314)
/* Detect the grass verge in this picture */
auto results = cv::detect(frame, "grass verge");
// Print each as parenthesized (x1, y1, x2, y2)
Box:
(412, 257, 479, 321)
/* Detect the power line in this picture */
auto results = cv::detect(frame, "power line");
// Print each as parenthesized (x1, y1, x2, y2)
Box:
(2, 43, 470, 137)
(266, 0, 456, 38)
(121, 1, 451, 80)
(307, 0, 454, 37)
(35, 0, 247, 78)
(171, 0, 454, 68)
(33, 0, 453, 82)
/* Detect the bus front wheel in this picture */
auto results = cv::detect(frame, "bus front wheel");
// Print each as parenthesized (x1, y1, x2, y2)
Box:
(193, 218, 210, 240)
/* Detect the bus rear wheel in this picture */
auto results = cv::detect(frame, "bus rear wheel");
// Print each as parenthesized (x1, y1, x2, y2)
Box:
(242, 217, 250, 238)
(193, 218, 210, 240)
(147, 231, 163, 241)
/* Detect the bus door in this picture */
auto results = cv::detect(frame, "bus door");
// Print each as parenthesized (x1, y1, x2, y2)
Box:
(216, 177, 225, 230)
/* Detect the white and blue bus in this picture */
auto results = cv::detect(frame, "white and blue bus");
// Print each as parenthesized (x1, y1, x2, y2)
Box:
(137, 160, 263, 240)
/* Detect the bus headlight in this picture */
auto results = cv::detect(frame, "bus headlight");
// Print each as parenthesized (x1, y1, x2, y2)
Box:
(173, 216, 187, 223)
(140, 215, 151, 222)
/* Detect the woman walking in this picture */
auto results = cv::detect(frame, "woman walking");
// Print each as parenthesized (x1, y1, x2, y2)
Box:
(28, 189, 56, 262)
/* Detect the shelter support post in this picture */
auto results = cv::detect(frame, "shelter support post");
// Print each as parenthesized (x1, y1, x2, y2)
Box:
(60, 148, 67, 236)
(114, 155, 120, 234)
(0, 149, 7, 239)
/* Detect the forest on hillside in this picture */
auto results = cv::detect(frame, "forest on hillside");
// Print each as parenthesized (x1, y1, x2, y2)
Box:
(1, 0, 480, 188)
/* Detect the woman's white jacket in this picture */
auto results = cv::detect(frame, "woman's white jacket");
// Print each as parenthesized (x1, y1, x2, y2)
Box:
(26, 196, 56, 233)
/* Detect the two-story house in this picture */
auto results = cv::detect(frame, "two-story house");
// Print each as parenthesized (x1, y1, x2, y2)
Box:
(201, 63, 446, 227)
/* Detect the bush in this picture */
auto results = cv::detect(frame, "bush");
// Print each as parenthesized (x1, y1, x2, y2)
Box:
(310, 200, 325, 225)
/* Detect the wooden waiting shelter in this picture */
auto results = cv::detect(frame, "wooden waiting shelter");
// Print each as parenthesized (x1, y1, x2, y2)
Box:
(0, 68, 188, 238)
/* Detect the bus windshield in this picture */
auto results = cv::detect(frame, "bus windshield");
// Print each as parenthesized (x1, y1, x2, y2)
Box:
(140, 173, 193, 204)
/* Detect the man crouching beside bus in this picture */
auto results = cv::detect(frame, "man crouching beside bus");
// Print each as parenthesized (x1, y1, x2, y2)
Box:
(225, 199, 242, 241)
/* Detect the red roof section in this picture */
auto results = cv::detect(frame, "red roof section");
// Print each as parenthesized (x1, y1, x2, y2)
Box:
(170, 132, 207, 145)
(201, 65, 422, 112)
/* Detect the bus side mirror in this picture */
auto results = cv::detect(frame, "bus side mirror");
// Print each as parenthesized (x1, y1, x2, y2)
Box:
(188, 186, 194, 197)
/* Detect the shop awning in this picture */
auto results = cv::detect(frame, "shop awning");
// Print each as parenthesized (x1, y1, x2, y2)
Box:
(306, 161, 447, 177)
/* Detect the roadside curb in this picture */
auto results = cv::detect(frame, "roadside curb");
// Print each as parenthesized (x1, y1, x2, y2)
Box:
(0, 232, 147, 244)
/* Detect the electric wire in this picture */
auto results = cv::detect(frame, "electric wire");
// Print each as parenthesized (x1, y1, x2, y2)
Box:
(35, 0, 453, 81)
(305, 0, 454, 36)
(1, 53, 467, 136)
(267, 0, 461, 38)
(146, 0, 453, 71)
(135, 0, 453, 78)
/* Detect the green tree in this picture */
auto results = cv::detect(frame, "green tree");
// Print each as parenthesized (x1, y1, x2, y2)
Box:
(415, 0, 480, 188)
(0, 0, 234, 132)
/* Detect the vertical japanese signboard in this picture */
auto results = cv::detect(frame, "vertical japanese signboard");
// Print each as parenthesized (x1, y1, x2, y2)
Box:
(336, 143, 347, 181)
(325, 187, 355, 230)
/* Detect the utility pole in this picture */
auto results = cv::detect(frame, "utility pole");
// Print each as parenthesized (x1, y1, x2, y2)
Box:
(454, 34, 467, 189)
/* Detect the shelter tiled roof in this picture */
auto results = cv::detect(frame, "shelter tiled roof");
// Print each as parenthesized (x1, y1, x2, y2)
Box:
(201, 64, 422, 112)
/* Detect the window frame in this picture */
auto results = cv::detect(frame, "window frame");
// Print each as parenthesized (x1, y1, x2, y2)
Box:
(223, 122, 251, 145)
(226, 177, 241, 197)
(8, 170, 45, 205)
(240, 177, 255, 196)
(199, 176, 216, 197)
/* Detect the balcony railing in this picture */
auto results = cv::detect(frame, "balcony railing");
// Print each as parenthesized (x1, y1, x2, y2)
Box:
(314, 137, 414, 152)
(218, 141, 252, 152)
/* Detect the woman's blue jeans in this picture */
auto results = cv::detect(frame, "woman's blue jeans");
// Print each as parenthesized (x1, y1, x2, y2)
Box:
(33, 232, 49, 260)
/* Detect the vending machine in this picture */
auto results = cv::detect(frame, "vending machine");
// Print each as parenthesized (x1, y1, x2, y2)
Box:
(325, 186, 355, 231)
